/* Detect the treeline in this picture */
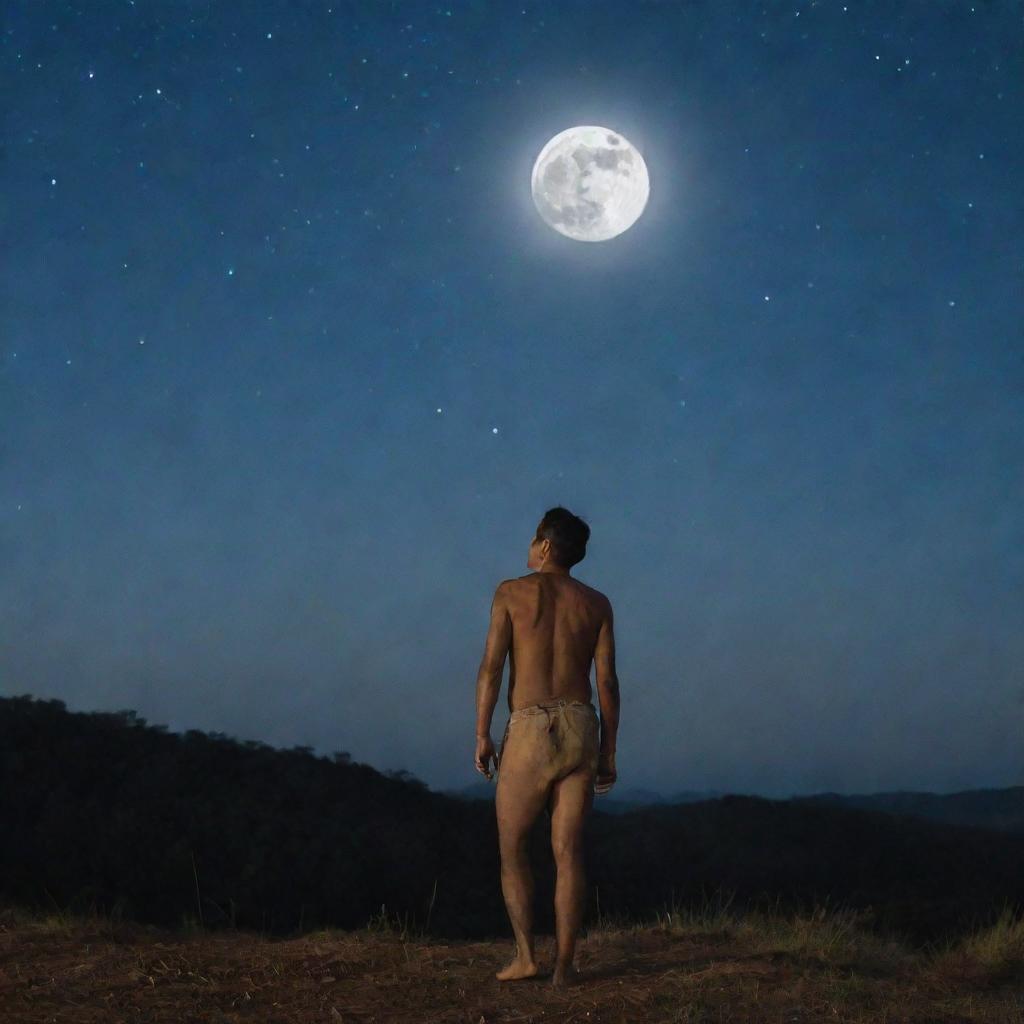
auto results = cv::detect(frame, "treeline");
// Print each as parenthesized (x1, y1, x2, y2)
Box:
(2, 694, 1022, 946)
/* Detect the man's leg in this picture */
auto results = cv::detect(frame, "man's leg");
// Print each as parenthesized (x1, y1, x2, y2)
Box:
(549, 764, 594, 986)
(494, 732, 550, 981)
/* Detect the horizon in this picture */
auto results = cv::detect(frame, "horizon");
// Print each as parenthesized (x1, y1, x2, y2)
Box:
(6, 690, 1020, 805)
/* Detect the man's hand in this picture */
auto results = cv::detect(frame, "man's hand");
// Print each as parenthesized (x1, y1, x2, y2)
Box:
(475, 735, 497, 780)
(595, 751, 617, 795)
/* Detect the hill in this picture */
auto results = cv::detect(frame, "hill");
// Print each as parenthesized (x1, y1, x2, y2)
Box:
(448, 782, 1024, 833)
(442, 781, 726, 813)
(2, 694, 1022, 951)
(796, 786, 1024, 834)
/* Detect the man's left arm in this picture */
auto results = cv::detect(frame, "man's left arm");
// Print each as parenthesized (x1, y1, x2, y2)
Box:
(475, 581, 511, 739)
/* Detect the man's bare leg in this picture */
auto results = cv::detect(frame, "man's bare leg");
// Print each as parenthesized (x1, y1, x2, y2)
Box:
(495, 766, 548, 981)
(549, 766, 594, 987)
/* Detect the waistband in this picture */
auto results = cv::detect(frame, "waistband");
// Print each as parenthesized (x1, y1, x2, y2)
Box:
(508, 699, 595, 722)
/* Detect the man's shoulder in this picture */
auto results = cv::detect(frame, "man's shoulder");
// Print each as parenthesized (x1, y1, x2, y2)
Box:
(566, 576, 609, 606)
(507, 574, 609, 607)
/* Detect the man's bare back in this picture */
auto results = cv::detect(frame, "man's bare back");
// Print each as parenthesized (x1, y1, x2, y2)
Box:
(503, 572, 607, 712)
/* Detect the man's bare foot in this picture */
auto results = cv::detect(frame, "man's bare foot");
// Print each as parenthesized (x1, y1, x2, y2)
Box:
(551, 962, 582, 988)
(495, 956, 539, 982)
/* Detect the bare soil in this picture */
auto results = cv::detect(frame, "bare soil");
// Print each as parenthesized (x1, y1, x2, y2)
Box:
(1, 912, 1021, 1023)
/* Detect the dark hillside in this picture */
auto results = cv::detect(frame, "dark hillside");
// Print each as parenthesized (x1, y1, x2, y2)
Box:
(2, 695, 1021, 947)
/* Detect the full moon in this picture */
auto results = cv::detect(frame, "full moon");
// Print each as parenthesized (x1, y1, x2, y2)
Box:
(531, 125, 650, 242)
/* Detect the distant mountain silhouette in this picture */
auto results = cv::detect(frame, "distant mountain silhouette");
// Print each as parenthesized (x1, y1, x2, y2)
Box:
(2, 694, 1021, 946)
(442, 781, 726, 813)
(795, 787, 1024, 835)
(445, 781, 1024, 832)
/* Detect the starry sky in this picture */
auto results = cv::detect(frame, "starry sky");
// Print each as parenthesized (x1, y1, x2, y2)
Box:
(2, 1, 1022, 800)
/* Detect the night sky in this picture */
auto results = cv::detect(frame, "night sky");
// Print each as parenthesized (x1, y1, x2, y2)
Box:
(3, 1, 1022, 799)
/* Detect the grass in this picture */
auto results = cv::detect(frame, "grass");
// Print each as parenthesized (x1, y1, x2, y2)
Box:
(3, 892, 1023, 1023)
(926, 901, 1024, 986)
(10, 889, 1023, 983)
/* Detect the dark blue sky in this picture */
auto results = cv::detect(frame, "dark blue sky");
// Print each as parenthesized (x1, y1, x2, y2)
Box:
(2, 1, 1021, 798)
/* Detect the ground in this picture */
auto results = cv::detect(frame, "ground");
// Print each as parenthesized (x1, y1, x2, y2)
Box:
(1, 906, 1022, 1023)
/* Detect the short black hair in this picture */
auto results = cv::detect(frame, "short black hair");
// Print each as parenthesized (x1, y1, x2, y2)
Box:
(536, 506, 591, 569)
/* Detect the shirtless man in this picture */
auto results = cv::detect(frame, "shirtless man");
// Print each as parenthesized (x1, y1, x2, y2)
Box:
(474, 506, 620, 988)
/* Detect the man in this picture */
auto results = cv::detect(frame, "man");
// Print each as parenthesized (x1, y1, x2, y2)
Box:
(474, 506, 620, 988)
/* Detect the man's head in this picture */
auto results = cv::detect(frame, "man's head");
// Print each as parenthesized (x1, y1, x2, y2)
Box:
(527, 506, 591, 572)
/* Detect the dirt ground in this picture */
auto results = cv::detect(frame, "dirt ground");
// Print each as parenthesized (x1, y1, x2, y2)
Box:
(2, 913, 1022, 1023)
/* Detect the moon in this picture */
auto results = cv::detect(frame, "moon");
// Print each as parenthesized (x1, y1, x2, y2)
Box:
(531, 125, 649, 242)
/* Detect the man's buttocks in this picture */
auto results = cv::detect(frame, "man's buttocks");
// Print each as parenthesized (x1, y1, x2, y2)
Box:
(506, 573, 607, 711)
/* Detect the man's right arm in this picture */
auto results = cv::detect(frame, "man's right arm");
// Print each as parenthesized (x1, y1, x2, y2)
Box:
(594, 598, 619, 757)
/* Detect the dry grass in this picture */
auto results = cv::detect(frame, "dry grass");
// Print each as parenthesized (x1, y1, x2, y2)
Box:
(1, 897, 1022, 1023)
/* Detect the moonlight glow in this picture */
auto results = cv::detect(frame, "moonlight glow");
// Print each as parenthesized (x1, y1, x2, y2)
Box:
(531, 125, 650, 242)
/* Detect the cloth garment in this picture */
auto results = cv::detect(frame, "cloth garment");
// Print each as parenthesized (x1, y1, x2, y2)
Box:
(496, 698, 600, 784)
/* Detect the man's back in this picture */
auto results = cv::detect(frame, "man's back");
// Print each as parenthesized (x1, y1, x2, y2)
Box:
(505, 572, 611, 711)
